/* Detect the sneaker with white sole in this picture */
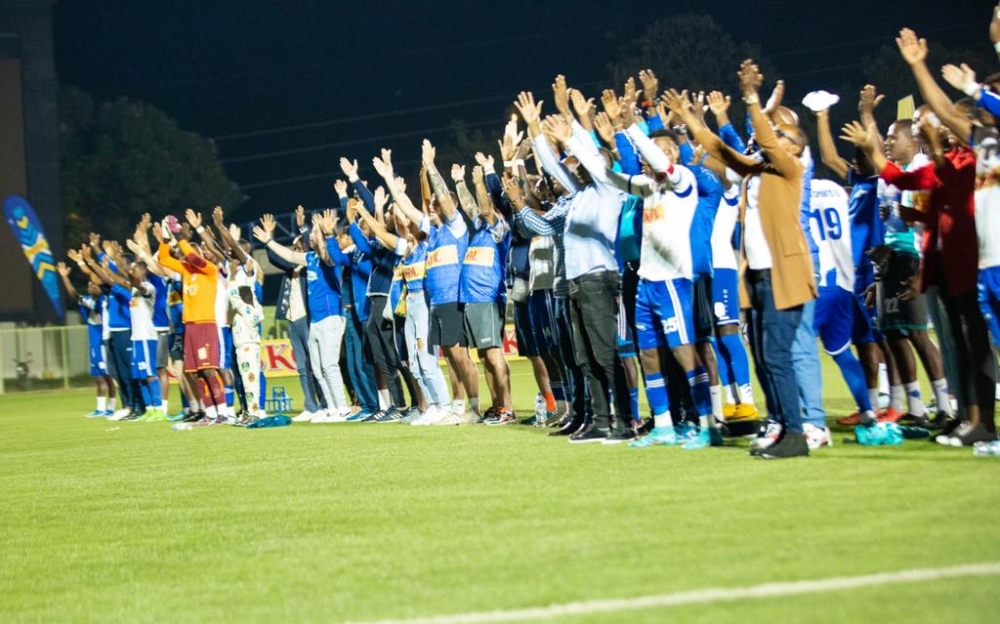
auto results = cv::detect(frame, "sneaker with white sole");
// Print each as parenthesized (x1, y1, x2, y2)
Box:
(803, 423, 833, 450)
(749, 420, 783, 452)
(108, 408, 132, 422)
(432, 409, 477, 426)
(292, 410, 317, 423)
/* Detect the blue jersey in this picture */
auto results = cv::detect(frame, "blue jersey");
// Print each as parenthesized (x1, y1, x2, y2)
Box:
(401, 240, 427, 294)
(389, 264, 405, 315)
(689, 163, 723, 278)
(305, 251, 342, 322)
(847, 171, 884, 268)
(107, 283, 131, 331)
(424, 213, 468, 307)
(460, 217, 510, 304)
(148, 274, 169, 331)
(167, 279, 184, 333)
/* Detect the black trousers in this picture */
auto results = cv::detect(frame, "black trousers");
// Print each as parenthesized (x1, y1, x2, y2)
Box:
(366, 295, 405, 408)
(568, 270, 631, 431)
(941, 290, 996, 425)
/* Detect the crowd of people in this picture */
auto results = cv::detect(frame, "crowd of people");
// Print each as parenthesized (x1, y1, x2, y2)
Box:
(56, 14, 1000, 458)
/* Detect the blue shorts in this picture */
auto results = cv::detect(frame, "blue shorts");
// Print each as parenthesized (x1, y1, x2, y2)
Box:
(635, 278, 694, 351)
(851, 293, 877, 345)
(711, 268, 740, 327)
(528, 289, 558, 354)
(978, 265, 1000, 347)
(513, 300, 539, 357)
(88, 325, 108, 377)
(815, 287, 871, 355)
(219, 326, 233, 370)
(130, 339, 158, 379)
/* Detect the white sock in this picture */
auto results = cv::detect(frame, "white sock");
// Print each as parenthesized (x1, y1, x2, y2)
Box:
(205, 405, 218, 421)
(699, 414, 713, 430)
(878, 363, 889, 394)
(889, 385, 905, 412)
(737, 383, 754, 404)
(469, 397, 480, 414)
(904, 381, 925, 417)
(861, 410, 877, 424)
(710, 385, 723, 420)
(931, 379, 953, 416)
(97, 396, 107, 412)
(161, 399, 168, 415)
(452, 399, 466, 414)
(108, 396, 116, 412)
(378, 389, 390, 410)
(724, 384, 737, 404)
(654, 411, 673, 431)
(868, 388, 880, 413)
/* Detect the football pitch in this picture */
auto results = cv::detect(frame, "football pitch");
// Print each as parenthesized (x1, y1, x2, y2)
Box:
(2, 358, 999, 623)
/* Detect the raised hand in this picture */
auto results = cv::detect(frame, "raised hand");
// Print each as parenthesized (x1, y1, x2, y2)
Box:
(184, 208, 202, 229)
(707, 91, 731, 116)
(251, 225, 270, 244)
(88, 232, 101, 249)
(762, 80, 785, 116)
(318, 209, 336, 236)
(941, 63, 978, 93)
(139, 212, 152, 230)
(57, 261, 71, 277)
(858, 84, 885, 115)
(151, 221, 164, 243)
(738, 59, 764, 97)
(339, 157, 359, 179)
(541, 114, 573, 143)
(472, 165, 485, 186)
(992, 2, 1000, 44)
(260, 213, 276, 235)
(450, 163, 466, 183)
(334, 179, 348, 198)
(212, 205, 225, 226)
(661, 88, 692, 117)
(839, 120, 875, 151)
(594, 111, 615, 144)
(896, 28, 928, 66)
(501, 172, 524, 204)
(229, 223, 241, 241)
(638, 69, 659, 102)
(569, 89, 595, 121)
(601, 89, 622, 125)
(421, 139, 436, 164)
(372, 155, 393, 179)
(514, 91, 543, 126)
(552, 74, 571, 117)
(66, 249, 82, 264)
(395, 176, 407, 194)
(622, 77, 641, 108)
(125, 239, 142, 256)
(373, 186, 389, 214)
(474, 152, 496, 170)
(691, 90, 707, 125)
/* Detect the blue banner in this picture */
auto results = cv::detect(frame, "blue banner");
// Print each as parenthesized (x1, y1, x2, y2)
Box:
(3, 195, 63, 322)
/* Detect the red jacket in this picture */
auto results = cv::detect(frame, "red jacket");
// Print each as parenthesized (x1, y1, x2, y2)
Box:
(880, 147, 978, 296)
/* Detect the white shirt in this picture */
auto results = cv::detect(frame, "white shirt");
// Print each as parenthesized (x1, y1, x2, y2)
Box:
(528, 235, 556, 292)
(810, 179, 854, 290)
(635, 168, 698, 282)
(287, 267, 306, 322)
(711, 185, 741, 271)
(227, 284, 263, 346)
(976, 185, 1000, 269)
(215, 262, 231, 328)
(129, 282, 157, 341)
(744, 176, 773, 270)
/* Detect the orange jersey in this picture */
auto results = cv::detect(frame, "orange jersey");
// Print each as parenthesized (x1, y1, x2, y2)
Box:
(158, 241, 219, 323)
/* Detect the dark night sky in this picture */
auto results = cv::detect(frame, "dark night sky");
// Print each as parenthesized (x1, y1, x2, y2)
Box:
(51, 0, 996, 217)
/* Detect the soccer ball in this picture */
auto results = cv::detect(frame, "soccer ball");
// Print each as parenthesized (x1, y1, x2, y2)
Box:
(164, 215, 182, 236)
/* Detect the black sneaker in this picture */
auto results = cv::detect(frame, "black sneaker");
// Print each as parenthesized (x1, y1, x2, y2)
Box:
(930, 414, 959, 432)
(182, 411, 205, 423)
(602, 427, 637, 445)
(898, 412, 933, 428)
(477, 407, 499, 425)
(636, 418, 655, 435)
(757, 431, 809, 459)
(569, 424, 610, 444)
(932, 416, 962, 442)
(548, 420, 585, 437)
(123, 410, 144, 422)
(947, 422, 998, 447)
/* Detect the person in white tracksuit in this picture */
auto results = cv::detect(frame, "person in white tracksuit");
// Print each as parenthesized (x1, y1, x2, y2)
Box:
(227, 282, 264, 420)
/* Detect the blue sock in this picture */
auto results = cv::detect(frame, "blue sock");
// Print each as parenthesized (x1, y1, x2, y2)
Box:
(181, 392, 189, 409)
(138, 381, 152, 411)
(833, 350, 872, 412)
(719, 333, 751, 387)
(224, 384, 235, 408)
(551, 382, 565, 402)
(630, 387, 641, 423)
(259, 371, 267, 406)
(687, 366, 713, 417)
(713, 340, 732, 389)
(643, 371, 670, 416)
(147, 378, 162, 408)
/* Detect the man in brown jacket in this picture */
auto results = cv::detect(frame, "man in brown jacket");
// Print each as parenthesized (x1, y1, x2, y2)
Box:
(665, 60, 817, 458)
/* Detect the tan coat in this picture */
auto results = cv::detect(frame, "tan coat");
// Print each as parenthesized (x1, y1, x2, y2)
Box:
(691, 104, 817, 310)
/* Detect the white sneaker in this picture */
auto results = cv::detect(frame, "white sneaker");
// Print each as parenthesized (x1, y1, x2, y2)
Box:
(803, 423, 833, 450)
(750, 421, 783, 451)
(411, 405, 438, 426)
(432, 408, 477, 426)
(292, 410, 316, 423)
(108, 408, 131, 421)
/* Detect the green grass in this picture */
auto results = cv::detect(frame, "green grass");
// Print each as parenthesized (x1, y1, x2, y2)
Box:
(1, 358, 999, 623)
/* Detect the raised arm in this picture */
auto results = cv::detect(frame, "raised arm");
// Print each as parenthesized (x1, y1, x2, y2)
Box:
(737, 62, 802, 180)
(664, 88, 757, 178)
(896, 28, 972, 141)
(212, 206, 249, 265)
(351, 198, 400, 251)
(253, 213, 307, 267)
(814, 109, 850, 180)
(420, 139, 459, 222)
(371, 149, 424, 226)
(515, 91, 580, 193)
(56, 261, 80, 300)
(452, 164, 481, 221)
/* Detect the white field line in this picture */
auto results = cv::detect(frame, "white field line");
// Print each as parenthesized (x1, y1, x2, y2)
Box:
(353, 562, 1000, 624)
